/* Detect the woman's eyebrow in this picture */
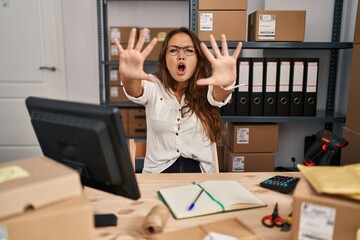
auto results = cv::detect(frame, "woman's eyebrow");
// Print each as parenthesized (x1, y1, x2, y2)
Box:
(168, 44, 194, 48)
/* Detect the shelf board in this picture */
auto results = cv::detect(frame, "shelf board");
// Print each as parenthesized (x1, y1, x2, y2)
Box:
(107, 103, 346, 123)
(221, 111, 345, 123)
(207, 42, 353, 50)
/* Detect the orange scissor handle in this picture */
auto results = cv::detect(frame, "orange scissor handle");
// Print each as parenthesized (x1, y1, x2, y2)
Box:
(262, 215, 284, 228)
(262, 203, 285, 228)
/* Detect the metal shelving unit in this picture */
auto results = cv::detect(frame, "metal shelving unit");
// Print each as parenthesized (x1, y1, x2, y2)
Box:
(97, 0, 351, 125)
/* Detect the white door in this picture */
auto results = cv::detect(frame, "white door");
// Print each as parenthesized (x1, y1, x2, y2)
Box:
(0, 0, 67, 162)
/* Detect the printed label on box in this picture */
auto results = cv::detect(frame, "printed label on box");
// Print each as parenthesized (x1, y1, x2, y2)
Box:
(144, 31, 151, 43)
(111, 44, 118, 56)
(110, 86, 119, 97)
(157, 32, 167, 41)
(298, 202, 336, 240)
(0, 226, 9, 240)
(232, 156, 244, 172)
(110, 70, 118, 81)
(0, 165, 29, 184)
(110, 28, 120, 42)
(200, 13, 213, 31)
(258, 14, 276, 40)
(236, 128, 249, 144)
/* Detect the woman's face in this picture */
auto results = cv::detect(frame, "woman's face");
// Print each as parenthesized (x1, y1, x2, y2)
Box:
(165, 32, 198, 85)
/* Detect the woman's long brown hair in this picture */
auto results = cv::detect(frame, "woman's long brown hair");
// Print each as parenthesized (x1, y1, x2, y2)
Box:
(155, 27, 223, 143)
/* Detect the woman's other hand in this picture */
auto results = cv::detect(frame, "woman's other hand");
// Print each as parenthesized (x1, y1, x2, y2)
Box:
(196, 34, 242, 89)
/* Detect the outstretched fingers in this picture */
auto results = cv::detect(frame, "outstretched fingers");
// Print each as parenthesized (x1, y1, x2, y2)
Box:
(221, 34, 229, 56)
(232, 42, 243, 59)
(127, 28, 137, 50)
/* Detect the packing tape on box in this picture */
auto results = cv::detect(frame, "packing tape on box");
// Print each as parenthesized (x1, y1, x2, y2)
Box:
(142, 204, 170, 234)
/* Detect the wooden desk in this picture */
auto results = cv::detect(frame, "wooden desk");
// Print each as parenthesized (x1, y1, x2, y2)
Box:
(86, 172, 301, 240)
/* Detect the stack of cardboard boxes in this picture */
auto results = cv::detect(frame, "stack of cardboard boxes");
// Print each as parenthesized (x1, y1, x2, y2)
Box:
(119, 108, 147, 138)
(341, 2, 360, 165)
(0, 157, 94, 240)
(291, 6, 360, 236)
(221, 123, 279, 172)
(197, 0, 247, 41)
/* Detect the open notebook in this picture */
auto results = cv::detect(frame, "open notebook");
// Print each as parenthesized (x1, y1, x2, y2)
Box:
(158, 180, 266, 219)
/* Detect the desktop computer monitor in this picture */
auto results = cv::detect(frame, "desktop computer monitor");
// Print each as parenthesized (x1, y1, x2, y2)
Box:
(25, 96, 141, 201)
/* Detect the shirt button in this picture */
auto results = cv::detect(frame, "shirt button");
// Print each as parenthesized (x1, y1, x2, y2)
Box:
(177, 149, 179, 153)
(160, 98, 163, 101)
(177, 118, 180, 121)
(176, 132, 179, 136)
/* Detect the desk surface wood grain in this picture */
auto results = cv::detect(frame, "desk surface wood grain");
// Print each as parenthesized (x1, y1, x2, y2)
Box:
(85, 172, 301, 240)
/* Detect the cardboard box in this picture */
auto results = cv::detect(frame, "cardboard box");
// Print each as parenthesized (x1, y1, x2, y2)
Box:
(198, 11, 246, 41)
(248, 10, 306, 41)
(354, 2, 360, 44)
(222, 123, 279, 153)
(198, 0, 247, 10)
(128, 109, 147, 137)
(345, 44, 360, 133)
(291, 178, 360, 240)
(0, 156, 83, 220)
(109, 68, 120, 86)
(216, 141, 225, 172)
(341, 127, 360, 165)
(109, 26, 136, 61)
(224, 146, 275, 172)
(150, 217, 262, 240)
(109, 85, 130, 103)
(0, 195, 94, 240)
(142, 27, 175, 61)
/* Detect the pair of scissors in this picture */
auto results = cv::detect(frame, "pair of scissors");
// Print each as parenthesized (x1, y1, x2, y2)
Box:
(262, 203, 284, 228)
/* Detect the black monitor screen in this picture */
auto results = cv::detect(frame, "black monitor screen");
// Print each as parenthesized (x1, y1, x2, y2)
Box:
(25, 96, 140, 200)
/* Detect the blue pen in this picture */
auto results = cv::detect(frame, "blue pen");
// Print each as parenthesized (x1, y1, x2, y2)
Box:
(188, 188, 205, 211)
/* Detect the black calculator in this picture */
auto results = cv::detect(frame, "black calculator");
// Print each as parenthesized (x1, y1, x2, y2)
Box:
(260, 175, 300, 194)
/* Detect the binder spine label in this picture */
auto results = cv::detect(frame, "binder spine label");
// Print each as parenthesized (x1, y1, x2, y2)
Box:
(279, 61, 290, 92)
(252, 62, 264, 92)
(306, 62, 318, 92)
(266, 62, 277, 92)
(293, 61, 305, 92)
(238, 62, 250, 92)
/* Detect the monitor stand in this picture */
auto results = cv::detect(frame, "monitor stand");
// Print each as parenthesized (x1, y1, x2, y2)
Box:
(94, 213, 118, 227)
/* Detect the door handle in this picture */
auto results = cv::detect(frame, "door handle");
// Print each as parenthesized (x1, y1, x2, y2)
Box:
(39, 66, 57, 72)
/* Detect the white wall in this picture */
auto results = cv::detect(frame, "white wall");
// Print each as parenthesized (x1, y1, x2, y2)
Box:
(60, 0, 358, 168)
(62, 0, 99, 104)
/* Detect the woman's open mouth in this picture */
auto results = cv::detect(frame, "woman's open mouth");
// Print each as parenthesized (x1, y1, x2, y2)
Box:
(177, 63, 186, 75)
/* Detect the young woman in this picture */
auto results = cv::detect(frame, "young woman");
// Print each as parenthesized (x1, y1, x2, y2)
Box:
(113, 27, 242, 173)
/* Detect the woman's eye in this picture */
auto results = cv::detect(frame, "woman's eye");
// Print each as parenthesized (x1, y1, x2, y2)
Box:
(185, 48, 194, 54)
(169, 48, 178, 54)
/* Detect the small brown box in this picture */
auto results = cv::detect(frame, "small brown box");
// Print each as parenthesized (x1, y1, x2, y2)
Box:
(0, 156, 83, 220)
(222, 123, 279, 153)
(341, 127, 360, 165)
(109, 85, 130, 103)
(198, 11, 246, 41)
(109, 68, 120, 86)
(0, 195, 94, 240)
(109, 26, 136, 61)
(354, 3, 360, 43)
(223, 146, 275, 172)
(345, 44, 360, 133)
(128, 109, 147, 138)
(198, 0, 247, 10)
(142, 27, 175, 61)
(291, 178, 360, 240)
(248, 10, 306, 41)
